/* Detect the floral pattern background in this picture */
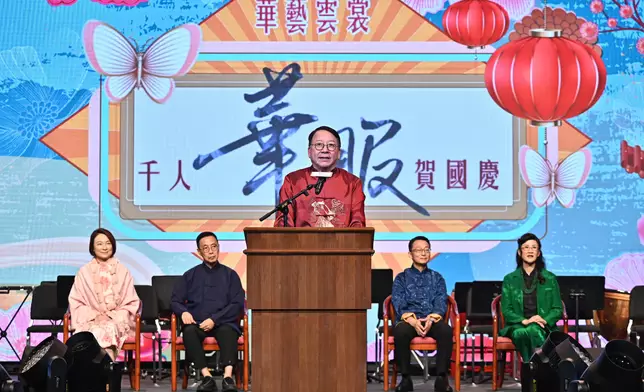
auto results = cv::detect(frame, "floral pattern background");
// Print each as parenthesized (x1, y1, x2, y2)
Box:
(0, 0, 642, 364)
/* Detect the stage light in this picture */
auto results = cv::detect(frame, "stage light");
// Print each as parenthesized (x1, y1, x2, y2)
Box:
(1, 363, 23, 392)
(64, 332, 115, 392)
(528, 331, 593, 392)
(17, 336, 67, 392)
(568, 339, 644, 392)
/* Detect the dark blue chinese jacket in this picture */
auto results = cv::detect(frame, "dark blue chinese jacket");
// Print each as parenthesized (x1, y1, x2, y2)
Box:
(391, 266, 448, 323)
(171, 262, 245, 333)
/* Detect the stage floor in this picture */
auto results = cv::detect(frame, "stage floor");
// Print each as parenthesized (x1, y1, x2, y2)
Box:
(123, 377, 522, 391)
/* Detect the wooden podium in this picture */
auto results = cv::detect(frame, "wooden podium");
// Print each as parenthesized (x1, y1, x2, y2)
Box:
(243, 227, 375, 392)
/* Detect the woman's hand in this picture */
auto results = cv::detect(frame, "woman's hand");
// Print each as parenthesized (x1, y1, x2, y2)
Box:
(96, 314, 110, 322)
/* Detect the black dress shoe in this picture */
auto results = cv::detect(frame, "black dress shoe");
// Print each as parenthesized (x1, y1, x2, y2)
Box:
(434, 375, 453, 392)
(197, 376, 217, 392)
(395, 376, 414, 391)
(222, 376, 239, 392)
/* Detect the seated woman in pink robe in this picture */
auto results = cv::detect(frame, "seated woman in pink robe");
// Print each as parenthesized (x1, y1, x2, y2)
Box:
(68, 228, 141, 360)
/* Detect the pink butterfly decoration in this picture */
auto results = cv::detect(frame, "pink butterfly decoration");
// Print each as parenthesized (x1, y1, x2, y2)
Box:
(82, 20, 202, 104)
(518, 145, 592, 208)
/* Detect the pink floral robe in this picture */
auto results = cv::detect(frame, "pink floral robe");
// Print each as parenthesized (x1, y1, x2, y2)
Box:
(68, 258, 141, 352)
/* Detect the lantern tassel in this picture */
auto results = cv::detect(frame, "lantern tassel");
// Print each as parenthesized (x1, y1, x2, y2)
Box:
(546, 126, 559, 167)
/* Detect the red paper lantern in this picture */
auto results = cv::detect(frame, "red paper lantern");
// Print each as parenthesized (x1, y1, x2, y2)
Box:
(442, 0, 510, 48)
(484, 29, 607, 126)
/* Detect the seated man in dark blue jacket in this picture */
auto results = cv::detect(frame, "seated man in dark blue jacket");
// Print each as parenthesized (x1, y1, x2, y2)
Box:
(171, 231, 244, 392)
(391, 236, 453, 392)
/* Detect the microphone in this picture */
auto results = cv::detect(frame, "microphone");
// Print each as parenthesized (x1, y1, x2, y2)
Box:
(314, 177, 326, 195)
(312, 171, 332, 195)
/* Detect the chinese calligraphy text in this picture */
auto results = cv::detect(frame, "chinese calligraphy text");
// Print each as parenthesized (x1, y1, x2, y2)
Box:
(253, 0, 372, 35)
(192, 63, 318, 205)
(255, 0, 279, 35)
(286, 0, 309, 35)
(413, 159, 501, 191)
(138, 160, 191, 191)
(337, 118, 430, 216)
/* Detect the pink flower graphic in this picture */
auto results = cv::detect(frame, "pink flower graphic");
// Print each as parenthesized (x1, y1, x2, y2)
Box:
(579, 22, 599, 40)
(590, 0, 604, 13)
(608, 18, 618, 27)
(637, 38, 644, 55)
(604, 253, 644, 293)
(47, 0, 77, 5)
(620, 5, 634, 18)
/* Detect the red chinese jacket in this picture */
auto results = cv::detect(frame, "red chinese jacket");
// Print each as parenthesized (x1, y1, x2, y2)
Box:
(274, 167, 366, 228)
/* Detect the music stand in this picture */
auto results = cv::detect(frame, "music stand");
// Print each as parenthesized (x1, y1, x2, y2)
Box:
(468, 281, 503, 384)
(368, 269, 393, 383)
(453, 282, 472, 320)
(56, 275, 75, 310)
(557, 276, 605, 341)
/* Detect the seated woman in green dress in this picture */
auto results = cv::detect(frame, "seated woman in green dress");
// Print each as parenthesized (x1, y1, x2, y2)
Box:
(500, 233, 563, 362)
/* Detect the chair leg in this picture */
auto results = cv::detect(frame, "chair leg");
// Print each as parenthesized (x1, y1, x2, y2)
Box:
(498, 356, 507, 389)
(383, 345, 389, 391)
(454, 346, 461, 392)
(492, 348, 498, 391)
(171, 350, 178, 392)
(243, 350, 249, 391)
(135, 349, 141, 391)
(235, 356, 241, 386)
(182, 362, 189, 389)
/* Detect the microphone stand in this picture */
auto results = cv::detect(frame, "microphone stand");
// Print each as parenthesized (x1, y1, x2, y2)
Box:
(259, 183, 317, 226)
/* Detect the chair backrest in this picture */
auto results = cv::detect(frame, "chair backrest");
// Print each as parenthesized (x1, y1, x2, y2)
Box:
(134, 285, 159, 322)
(384, 294, 458, 324)
(31, 282, 66, 321)
(372, 269, 393, 320)
(56, 275, 75, 310)
(452, 282, 472, 315)
(629, 286, 644, 321)
(151, 275, 181, 317)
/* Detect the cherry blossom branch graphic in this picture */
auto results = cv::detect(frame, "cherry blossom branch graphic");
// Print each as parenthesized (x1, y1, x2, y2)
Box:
(588, 0, 644, 54)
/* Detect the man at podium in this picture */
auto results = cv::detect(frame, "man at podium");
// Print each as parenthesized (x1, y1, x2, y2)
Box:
(274, 125, 366, 227)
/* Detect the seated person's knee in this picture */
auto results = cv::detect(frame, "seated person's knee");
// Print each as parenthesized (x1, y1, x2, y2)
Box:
(393, 322, 414, 340)
(183, 323, 199, 335)
(511, 328, 531, 343)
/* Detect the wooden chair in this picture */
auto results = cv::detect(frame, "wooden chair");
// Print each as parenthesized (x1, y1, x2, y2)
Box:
(491, 295, 568, 390)
(383, 295, 461, 391)
(63, 307, 142, 391)
(170, 304, 249, 391)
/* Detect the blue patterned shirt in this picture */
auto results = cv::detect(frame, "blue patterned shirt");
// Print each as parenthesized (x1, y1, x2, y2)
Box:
(391, 266, 448, 322)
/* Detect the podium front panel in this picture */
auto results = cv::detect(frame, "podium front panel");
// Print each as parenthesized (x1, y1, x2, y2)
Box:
(252, 310, 367, 392)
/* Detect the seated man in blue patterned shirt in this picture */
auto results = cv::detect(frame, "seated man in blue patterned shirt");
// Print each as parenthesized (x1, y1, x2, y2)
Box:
(391, 236, 453, 392)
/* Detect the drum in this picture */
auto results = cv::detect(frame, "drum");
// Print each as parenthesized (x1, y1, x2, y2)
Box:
(594, 289, 630, 341)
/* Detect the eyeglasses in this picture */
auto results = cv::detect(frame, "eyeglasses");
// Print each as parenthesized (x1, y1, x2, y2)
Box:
(200, 244, 219, 253)
(311, 142, 338, 151)
(411, 249, 431, 254)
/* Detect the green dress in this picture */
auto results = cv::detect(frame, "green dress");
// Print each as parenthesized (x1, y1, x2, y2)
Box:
(499, 268, 563, 361)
